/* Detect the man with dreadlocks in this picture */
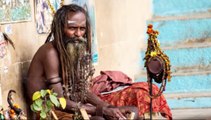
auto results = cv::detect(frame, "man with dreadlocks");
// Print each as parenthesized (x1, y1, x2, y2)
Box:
(26, 4, 139, 120)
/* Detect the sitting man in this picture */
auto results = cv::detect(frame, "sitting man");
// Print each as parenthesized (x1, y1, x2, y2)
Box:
(26, 4, 139, 120)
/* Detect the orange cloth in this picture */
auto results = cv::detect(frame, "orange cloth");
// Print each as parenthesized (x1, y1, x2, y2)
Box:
(90, 71, 172, 120)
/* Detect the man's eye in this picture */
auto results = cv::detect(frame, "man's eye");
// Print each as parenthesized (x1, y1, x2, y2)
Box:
(69, 27, 76, 30)
(80, 27, 86, 31)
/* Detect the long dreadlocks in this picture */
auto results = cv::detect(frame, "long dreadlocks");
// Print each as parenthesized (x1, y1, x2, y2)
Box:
(45, 4, 92, 101)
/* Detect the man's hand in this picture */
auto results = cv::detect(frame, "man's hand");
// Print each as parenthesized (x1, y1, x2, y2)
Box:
(81, 103, 96, 115)
(103, 107, 127, 120)
(119, 106, 139, 120)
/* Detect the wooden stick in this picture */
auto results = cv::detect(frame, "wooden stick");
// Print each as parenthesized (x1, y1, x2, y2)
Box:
(80, 108, 90, 120)
(51, 110, 58, 120)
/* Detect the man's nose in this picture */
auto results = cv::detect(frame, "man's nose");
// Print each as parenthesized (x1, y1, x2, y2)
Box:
(75, 28, 83, 37)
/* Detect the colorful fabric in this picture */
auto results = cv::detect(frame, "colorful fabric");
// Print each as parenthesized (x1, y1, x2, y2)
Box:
(91, 71, 132, 95)
(90, 71, 172, 120)
(97, 82, 172, 120)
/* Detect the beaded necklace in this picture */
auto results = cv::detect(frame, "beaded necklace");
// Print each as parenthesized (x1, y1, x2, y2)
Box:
(47, 0, 64, 15)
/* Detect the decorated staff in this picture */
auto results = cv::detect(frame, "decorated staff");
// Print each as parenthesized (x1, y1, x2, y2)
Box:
(144, 24, 171, 120)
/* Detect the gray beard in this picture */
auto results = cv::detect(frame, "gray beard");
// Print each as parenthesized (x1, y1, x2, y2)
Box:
(66, 37, 87, 67)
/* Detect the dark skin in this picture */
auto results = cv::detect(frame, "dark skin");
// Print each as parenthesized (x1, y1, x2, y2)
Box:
(27, 10, 139, 120)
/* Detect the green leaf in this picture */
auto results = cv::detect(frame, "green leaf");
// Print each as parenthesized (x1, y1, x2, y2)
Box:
(35, 98, 43, 107)
(40, 90, 47, 97)
(46, 100, 53, 108)
(52, 92, 58, 96)
(30, 104, 36, 112)
(49, 95, 59, 107)
(44, 106, 50, 113)
(46, 100, 53, 112)
(32, 103, 42, 111)
(32, 91, 41, 101)
(40, 111, 46, 119)
(59, 97, 66, 109)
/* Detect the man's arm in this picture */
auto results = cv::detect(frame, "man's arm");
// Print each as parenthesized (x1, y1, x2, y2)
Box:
(43, 46, 96, 114)
(48, 82, 96, 114)
(86, 91, 109, 107)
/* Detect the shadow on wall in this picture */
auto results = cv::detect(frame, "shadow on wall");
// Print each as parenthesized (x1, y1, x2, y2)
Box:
(20, 61, 36, 118)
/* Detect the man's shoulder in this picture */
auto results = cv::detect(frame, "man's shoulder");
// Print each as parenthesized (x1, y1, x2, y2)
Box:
(39, 42, 57, 55)
(35, 42, 58, 61)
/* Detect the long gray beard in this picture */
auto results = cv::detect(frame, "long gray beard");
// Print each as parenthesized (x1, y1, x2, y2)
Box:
(66, 38, 87, 68)
(65, 37, 91, 103)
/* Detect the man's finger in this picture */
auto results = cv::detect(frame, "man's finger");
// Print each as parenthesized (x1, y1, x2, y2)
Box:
(117, 111, 126, 119)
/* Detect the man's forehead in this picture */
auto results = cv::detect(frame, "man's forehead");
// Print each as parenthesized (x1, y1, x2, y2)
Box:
(66, 12, 86, 25)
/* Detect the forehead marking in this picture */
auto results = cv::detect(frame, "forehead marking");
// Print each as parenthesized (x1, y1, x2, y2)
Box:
(68, 20, 76, 24)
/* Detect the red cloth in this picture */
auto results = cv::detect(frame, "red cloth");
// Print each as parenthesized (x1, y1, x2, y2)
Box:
(91, 71, 132, 95)
(90, 71, 172, 120)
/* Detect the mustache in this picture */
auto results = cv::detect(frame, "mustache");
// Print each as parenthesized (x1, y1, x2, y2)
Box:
(64, 37, 87, 45)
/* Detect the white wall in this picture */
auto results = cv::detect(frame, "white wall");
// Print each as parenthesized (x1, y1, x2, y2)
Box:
(94, 0, 152, 79)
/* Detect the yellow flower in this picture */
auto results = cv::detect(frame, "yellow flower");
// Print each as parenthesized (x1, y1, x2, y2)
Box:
(13, 104, 20, 108)
(150, 51, 157, 57)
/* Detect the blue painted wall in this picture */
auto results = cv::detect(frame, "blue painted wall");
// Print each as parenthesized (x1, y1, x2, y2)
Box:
(167, 97, 211, 109)
(148, 19, 211, 46)
(153, 0, 211, 16)
(141, 47, 211, 71)
(138, 0, 211, 109)
(137, 74, 211, 93)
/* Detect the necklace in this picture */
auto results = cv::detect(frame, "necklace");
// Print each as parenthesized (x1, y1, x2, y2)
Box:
(47, 0, 64, 15)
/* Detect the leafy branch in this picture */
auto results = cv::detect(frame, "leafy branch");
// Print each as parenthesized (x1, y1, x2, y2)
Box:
(30, 89, 66, 119)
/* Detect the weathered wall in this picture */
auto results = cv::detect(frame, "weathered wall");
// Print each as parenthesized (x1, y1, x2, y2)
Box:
(0, 0, 152, 116)
(94, 0, 152, 79)
(0, 0, 46, 113)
